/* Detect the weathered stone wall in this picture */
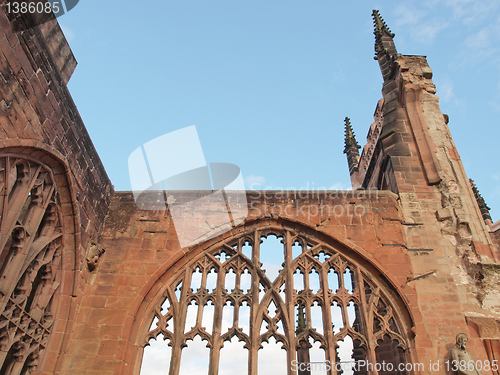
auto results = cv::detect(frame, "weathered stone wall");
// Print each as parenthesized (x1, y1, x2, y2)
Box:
(491, 224, 500, 251)
(351, 13, 500, 369)
(56, 190, 496, 375)
(59, 190, 408, 374)
(1, 7, 499, 375)
(377, 53, 500, 309)
(0, 9, 112, 373)
(0, 9, 112, 269)
(360, 41, 500, 370)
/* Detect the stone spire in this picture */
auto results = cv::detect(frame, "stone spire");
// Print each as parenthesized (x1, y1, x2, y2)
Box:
(343, 117, 361, 177)
(469, 179, 492, 223)
(372, 10, 398, 81)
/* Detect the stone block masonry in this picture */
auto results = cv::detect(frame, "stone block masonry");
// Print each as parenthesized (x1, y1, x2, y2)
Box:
(1, 6, 499, 375)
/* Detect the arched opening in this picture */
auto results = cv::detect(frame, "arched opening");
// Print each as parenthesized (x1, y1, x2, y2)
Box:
(138, 221, 414, 375)
(0, 152, 77, 374)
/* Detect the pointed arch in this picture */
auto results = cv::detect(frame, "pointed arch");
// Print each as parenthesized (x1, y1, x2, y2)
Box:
(127, 217, 416, 375)
(0, 149, 80, 374)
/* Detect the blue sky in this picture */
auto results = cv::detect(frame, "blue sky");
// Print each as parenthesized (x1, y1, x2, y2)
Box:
(60, 0, 500, 221)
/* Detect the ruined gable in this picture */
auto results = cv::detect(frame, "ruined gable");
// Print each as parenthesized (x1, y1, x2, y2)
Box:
(0, 7, 499, 375)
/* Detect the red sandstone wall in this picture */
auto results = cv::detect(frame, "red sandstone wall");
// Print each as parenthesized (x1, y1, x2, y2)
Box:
(359, 50, 500, 371)
(57, 190, 492, 375)
(491, 225, 500, 254)
(0, 9, 112, 260)
(0, 9, 112, 372)
(2, 8, 498, 375)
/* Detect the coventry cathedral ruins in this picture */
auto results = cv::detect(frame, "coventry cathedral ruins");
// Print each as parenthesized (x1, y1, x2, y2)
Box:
(1, 5, 500, 375)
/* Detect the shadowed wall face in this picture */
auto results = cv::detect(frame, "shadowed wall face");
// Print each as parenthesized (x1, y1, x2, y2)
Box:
(0, 155, 63, 374)
(0, 7, 112, 374)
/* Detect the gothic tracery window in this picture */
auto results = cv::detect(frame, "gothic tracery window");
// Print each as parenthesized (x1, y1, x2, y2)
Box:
(141, 226, 410, 375)
(0, 155, 63, 375)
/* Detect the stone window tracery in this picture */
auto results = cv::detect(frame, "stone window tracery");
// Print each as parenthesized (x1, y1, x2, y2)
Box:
(142, 226, 411, 375)
(0, 155, 63, 375)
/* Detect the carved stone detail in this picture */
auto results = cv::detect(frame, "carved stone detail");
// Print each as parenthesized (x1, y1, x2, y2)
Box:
(0, 155, 62, 375)
(86, 241, 105, 271)
(143, 227, 411, 374)
(450, 333, 481, 375)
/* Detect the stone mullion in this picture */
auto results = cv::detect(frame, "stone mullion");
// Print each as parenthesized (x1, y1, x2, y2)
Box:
(197, 265, 209, 331)
(249, 231, 260, 375)
(233, 268, 242, 328)
(200, 265, 209, 290)
(234, 262, 242, 290)
(0, 177, 56, 319)
(17, 230, 60, 277)
(369, 292, 381, 375)
(13, 240, 56, 317)
(321, 264, 336, 375)
(47, 240, 62, 279)
(0, 339, 12, 369)
(169, 270, 193, 375)
(0, 157, 9, 246)
(338, 264, 346, 291)
(338, 266, 349, 330)
(0, 228, 29, 315)
(29, 247, 60, 322)
(284, 231, 295, 375)
(32, 275, 58, 322)
(195, 300, 205, 331)
(232, 301, 240, 329)
(195, 272, 205, 328)
(208, 264, 224, 375)
(340, 302, 349, 332)
(304, 265, 312, 328)
(0, 157, 22, 247)
(23, 185, 55, 240)
(24, 202, 58, 271)
(357, 272, 378, 375)
(0, 163, 41, 251)
(8, 359, 25, 375)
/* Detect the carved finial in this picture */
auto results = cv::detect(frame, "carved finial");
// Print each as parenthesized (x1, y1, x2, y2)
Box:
(373, 10, 394, 39)
(296, 304, 306, 335)
(343, 117, 361, 178)
(372, 10, 397, 63)
(344, 117, 360, 153)
(469, 179, 492, 223)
